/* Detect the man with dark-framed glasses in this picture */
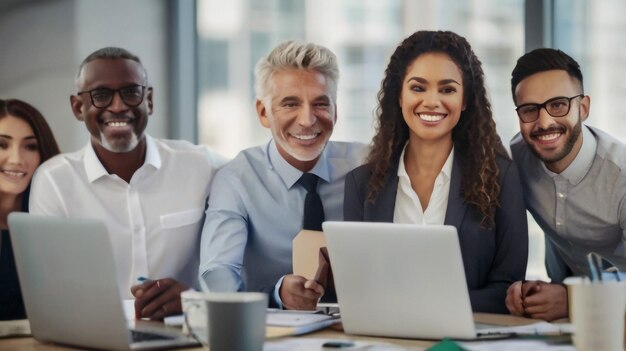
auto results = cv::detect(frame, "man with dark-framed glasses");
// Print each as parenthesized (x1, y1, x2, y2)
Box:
(29, 47, 226, 319)
(505, 48, 626, 321)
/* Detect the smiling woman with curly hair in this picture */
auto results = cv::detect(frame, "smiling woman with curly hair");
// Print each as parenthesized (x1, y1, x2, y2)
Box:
(343, 30, 528, 314)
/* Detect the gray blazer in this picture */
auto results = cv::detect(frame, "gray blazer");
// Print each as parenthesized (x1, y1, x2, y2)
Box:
(343, 150, 528, 314)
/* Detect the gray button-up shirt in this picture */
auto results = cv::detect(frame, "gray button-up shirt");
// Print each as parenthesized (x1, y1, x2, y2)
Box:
(511, 125, 626, 282)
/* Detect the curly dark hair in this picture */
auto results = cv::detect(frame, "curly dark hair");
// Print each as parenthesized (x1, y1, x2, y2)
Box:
(366, 30, 508, 225)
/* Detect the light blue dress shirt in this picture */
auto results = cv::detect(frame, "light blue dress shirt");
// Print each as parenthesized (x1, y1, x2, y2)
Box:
(200, 140, 365, 305)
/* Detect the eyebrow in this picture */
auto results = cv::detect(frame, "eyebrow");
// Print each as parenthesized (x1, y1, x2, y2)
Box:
(278, 95, 331, 104)
(407, 77, 461, 86)
(313, 95, 331, 103)
(0, 134, 37, 140)
(279, 96, 302, 104)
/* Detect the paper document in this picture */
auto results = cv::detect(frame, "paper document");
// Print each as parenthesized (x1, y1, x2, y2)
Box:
(265, 337, 420, 351)
(477, 322, 572, 336)
(267, 311, 336, 327)
(0, 319, 31, 337)
(460, 339, 575, 351)
(266, 311, 340, 338)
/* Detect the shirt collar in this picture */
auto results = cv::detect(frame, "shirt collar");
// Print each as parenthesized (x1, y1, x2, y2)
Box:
(266, 139, 331, 189)
(542, 125, 596, 185)
(397, 142, 454, 182)
(84, 134, 160, 183)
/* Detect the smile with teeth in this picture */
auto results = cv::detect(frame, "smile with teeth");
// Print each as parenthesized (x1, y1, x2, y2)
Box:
(291, 133, 320, 141)
(2, 170, 26, 178)
(535, 132, 562, 141)
(418, 113, 445, 122)
(105, 121, 130, 127)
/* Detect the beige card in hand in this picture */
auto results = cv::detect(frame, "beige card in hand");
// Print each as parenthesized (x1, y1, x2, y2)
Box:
(292, 230, 327, 280)
(292, 230, 336, 303)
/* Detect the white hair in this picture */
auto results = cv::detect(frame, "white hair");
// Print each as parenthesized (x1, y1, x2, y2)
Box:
(254, 41, 339, 103)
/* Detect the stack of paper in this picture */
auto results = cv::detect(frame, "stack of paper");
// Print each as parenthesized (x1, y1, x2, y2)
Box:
(266, 311, 340, 338)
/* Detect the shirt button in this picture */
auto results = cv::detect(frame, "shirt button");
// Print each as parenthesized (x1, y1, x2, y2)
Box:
(556, 221, 562, 226)
(557, 192, 565, 198)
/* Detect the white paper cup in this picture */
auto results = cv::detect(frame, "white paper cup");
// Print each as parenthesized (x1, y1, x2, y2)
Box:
(566, 278, 626, 351)
(181, 289, 209, 344)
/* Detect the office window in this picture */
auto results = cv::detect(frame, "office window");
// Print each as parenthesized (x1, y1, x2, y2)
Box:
(197, 0, 524, 156)
(553, 0, 626, 142)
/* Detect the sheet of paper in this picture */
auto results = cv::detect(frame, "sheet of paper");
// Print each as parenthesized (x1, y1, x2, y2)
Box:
(266, 311, 335, 327)
(0, 319, 31, 337)
(460, 339, 576, 351)
(265, 311, 341, 338)
(477, 322, 573, 336)
(264, 338, 420, 351)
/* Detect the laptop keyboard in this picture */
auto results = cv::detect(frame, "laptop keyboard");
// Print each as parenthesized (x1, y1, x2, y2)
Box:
(130, 330, 176, 342)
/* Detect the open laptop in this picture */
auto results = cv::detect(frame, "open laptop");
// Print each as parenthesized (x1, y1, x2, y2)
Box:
(322, 221, 509, 340)
(8, 213, 199, 350)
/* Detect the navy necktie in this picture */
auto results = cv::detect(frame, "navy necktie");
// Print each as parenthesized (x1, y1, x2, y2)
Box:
(299, 173, 325, 231)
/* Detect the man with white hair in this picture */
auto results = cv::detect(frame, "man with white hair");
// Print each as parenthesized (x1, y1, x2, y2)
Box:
(200, 41, 365, 310)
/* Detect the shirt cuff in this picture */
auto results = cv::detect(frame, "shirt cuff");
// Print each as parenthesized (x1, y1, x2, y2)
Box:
(273, 275, 286, 309)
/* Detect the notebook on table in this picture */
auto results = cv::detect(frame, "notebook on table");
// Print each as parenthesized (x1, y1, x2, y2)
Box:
(323, 221, 517, 340)
(8, 212, 198, 350)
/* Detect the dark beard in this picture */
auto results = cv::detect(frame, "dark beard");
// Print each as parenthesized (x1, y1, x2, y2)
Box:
(530, 116, 582, 164)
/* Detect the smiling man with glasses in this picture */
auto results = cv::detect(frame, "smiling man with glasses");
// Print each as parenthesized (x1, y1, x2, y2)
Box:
(506, 48, 626, 321)
(29, 47, 226, 320)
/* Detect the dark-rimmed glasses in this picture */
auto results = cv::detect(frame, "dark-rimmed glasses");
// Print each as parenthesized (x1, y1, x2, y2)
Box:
(515, 94, 584, 123)
(77, 85, 146, 109)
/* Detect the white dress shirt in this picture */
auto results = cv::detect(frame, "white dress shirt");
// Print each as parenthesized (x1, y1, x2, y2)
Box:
(30, 135, 226, 298)
(393, 144, 453, 225)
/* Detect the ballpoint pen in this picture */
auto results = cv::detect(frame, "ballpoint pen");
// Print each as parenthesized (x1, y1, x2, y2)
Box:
(605, 267, 622, 281)
(586, 252, 602, 282)
(136, 276, 151, 283)
(136, 276, 164, 288)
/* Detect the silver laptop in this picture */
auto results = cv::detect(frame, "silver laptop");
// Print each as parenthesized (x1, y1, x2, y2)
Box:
(323, 221, 505, 340)
(8, 213, 198, 350)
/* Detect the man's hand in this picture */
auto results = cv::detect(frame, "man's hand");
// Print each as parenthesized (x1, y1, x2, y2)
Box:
(505, 280, 568, 321)
(130, 278, 188, 320)
(521, 282, 568, 321)
(279, 274, 324, 310)
(505, 281, 526, 316)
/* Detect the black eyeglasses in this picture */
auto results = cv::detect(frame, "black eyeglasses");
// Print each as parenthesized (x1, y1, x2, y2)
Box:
(77, 85, 146, 109)
(515, 94, 584, 123)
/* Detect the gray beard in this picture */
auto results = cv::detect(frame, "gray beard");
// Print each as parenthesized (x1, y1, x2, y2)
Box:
(99, 131, 141, 153)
